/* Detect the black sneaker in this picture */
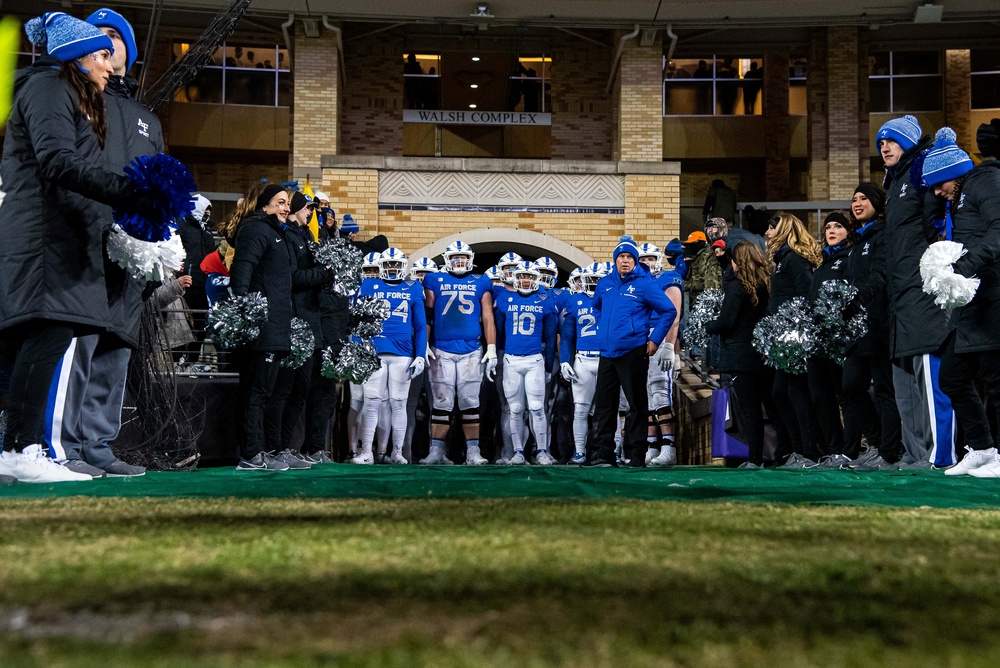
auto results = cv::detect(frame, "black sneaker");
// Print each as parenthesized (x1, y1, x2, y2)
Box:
(236, 452, 290, 471)
(274, 449, 312, 470)
(582, 456, 616, 468)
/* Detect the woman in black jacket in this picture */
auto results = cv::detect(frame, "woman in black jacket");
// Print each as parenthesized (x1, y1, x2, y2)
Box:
(706, 241, 771, 467)
(0, 14, 152, 483)
(843, 183, 903, 469)
(807, 212, 855, 466)
(766, 213, 823, 466)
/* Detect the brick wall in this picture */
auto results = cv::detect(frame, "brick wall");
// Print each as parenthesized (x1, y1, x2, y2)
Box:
(764, 52, 791, 200)
(615, 36, 663, 162)
(550, 31, 614, 161)
(945, 50, 972, 148)
(807, 28, 830, 200)
(290, 28, 340, 178)
(624, 174, 681, 244)
(340, 29, 404, 155)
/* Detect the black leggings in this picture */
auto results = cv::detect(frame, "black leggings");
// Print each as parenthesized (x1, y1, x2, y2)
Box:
(807, 357, 846, 457)
(842, 351, 902, 462)
(2, 321, 76, 451)
(938, 333, 1000, 451)
(772, 370, 816, 460)
(731, 371, 765, 465)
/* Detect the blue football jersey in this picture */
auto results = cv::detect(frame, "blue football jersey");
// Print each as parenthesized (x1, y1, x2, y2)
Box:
(358, 278, 427, 357)
(423, 272, 492, 354)
(495, 291, 557, 358)
(491, 284, 512, 351)
(559, 293, 600, 362)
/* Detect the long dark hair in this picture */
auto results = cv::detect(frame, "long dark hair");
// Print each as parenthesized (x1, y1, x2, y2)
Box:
(732, 240, 771, 306)
(58, 61, 107, 148)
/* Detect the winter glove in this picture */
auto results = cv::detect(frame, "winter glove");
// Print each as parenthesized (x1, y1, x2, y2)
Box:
(560, 361, 577, 382)
(481, 343, 498, 381)
(426, 344, 437, 361)
(407, 356, 426, 379)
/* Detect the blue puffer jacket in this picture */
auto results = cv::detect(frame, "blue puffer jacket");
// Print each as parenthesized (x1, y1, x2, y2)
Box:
(592, 263, 677, 358)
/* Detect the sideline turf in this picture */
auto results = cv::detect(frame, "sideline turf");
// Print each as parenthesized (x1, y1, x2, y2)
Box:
(0, 464, 999, 508)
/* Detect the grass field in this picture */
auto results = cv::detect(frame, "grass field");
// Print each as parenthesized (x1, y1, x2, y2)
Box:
(2, 493, 1000, 667)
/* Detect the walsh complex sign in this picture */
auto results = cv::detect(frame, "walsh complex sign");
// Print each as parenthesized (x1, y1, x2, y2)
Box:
(403, 110, 552, 126)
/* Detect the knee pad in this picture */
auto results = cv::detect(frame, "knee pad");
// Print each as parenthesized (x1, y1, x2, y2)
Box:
(389, 398, 407, 414)
(461, 407, 479, 426)
(431, 408, 451, 426)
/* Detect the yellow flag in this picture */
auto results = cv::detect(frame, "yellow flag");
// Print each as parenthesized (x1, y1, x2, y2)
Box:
(302, 177, 320, 242)
(0, 17, 20, 126)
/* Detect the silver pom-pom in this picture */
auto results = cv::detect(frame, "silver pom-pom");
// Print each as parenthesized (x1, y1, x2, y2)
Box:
(106, 225, 186, 282)
(321, 340, 381, 383)
(281, 317, 315, 368)
(753, 297, 818, 374)
(683, 288, 724, 354)
(813, 280, 869, 364)
(206, 291, 268, 349)
(349, 296, 390, 339)
(313, 238, 363, 295)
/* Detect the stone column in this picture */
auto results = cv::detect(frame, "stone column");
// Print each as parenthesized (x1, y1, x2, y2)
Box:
(614, 32, 663, 162)
(764, 52, 791, 200)
(291, 27, 340, 181)
(945, 50, 972, 147)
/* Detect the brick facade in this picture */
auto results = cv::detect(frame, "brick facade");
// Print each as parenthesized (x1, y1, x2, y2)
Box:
(763, 52, 791, 200)
(340, 28, 404, 155)
(290, 28, 340, 179)
(550, 31, 614, 161)
(615, 35, 663, 162)
(945, 50, 972, 148)
(624, 174, 681, 244)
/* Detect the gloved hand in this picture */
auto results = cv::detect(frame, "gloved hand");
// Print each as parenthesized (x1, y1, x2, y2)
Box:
(408, 356, 426, 379)
(481, 343, 498, 381)
(426, 344, 437, 361)
(560, 361, 577, 382)
(661, 348, 675, 374)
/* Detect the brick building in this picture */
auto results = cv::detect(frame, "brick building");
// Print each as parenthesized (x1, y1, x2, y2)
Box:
(6, 1, 999, 269)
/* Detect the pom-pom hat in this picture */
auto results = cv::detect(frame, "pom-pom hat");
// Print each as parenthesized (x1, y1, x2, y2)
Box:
(340, 214, 359, 235)
(922, 127, 974, 187)
(875, 114, 922, 152)
(25, 12, 114, 63)
(86, 8, 138, 71)
(613, 235, 639, 262)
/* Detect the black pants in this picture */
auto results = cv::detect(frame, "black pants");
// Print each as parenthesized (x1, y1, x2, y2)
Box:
(772, 370, 816, 460)
(938, 333, 1000, 451)
(1, 321, 77, 451)
(590, 346, 649, 464)
(807, 357, 846, 457)
(265, 351, 317, 453)
(842, 351, 902, 462)
(235, 350, 283, 460)
(731, 371, 765, 465)
(305, 358, 340, 454)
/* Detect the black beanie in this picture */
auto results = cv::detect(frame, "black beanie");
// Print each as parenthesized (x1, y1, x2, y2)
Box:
(853, 183, 886, 218)
(824, 211, 852, 228)
(289, 191, 316, 215)
(256, 183, 285, 210)
(977, 118, 1000, 158)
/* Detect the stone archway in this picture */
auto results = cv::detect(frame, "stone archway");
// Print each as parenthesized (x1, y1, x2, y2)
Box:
(411, 228, 596, 274)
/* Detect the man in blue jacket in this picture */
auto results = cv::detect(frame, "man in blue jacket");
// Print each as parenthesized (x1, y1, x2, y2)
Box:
(585, 236, 677, 467)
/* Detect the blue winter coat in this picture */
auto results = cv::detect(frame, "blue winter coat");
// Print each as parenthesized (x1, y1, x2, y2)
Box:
(592, 263, 677, 358)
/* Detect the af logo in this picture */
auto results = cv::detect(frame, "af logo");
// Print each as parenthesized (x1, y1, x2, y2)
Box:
(832, 259, 843, 270)
(900, 183, 908, 198)
(958, 193, 966, 209)
(862, 242, 871, 256)
(626, 285, 636, 294)
(97, 11, 108, 19)
(137, 118, 150, 138)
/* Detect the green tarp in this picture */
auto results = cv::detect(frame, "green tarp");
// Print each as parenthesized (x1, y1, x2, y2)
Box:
(2, 465, 1000, 508)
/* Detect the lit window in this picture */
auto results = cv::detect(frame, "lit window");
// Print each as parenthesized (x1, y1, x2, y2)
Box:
(663, 56, 763, 116)
(172, 41, 291, 107)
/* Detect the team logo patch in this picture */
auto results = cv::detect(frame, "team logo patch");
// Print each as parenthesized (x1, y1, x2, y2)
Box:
(137, 118, 150, 138)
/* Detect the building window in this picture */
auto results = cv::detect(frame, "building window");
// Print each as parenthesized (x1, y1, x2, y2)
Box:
(403, 53, 441, 110)
(663, 56, 763, 116)
(868, 51, 943, 113)
(510, 55, 551, 112)
(789, 56, 807, 116)
(172, 42, 291, 107)
(403, 52, 551, 112)
(971, 49, 1000, 110)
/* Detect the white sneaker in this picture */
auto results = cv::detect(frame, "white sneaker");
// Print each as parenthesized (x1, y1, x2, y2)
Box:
(944, 446, 998, 476)
(968, 458, 1000, 478)
(649, 445, 677, 467)
(348, 451, 375, 465)
(0, 445, 92, 483)
(570, 452, 587, 465)
(465, 445, 488, 466)
(419, 445, 453, 465)
(535, 450, 556, 466)
(645, 447, 660, 465)
(389, 450, 408, 465)
(509, 450, 526, 465)
(494, 457, 509, 466)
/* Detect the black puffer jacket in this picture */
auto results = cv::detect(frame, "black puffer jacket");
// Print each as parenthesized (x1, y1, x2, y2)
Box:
(0, 64, 140, 334)
(705, 267, 768, 373)
(101, 74, 165, 348)
(230, 212, 297, 352)
(177, 214, 216, 288)
(950, 160, 1000, 353)
(767, 245, 814, 315)
(846, 219, 891, 357)
(883, 137, 953, 358)
(809, 244, 851, 302)
(285, 224, 334, 348)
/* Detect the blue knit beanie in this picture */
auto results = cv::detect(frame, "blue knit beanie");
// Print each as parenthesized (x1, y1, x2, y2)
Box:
(613, 235, 639, 262)
(87, 8, 137, 71)
(922, 127, 974, 187)
(340, 214, 359, 236)
(25, 12, 114, 63)
(876, 114, 922, 152)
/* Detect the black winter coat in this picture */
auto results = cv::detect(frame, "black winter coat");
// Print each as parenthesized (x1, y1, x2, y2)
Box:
(845, 220, 891, 357)
(177, 214, 216, 288)
(0, 64, 139, 334)
(230, 212, 297, 353)
(810, 244, 852, 360)
(286, 224, 334, 348)
(883, 137, 954, 358)
(705, 268, 767, 373)
(101, 74, 165, 348)
(950, 160, 1000, 353)
(767, 245, 814, 315)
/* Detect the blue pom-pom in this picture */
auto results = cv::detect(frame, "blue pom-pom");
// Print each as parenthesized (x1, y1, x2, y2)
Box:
(619, 234, 634, 243)
(935, 127, 957, 144)
(25, 17, 46, 46)
(114, 153, 197, 243)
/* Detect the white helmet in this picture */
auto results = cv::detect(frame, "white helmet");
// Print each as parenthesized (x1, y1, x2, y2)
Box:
(581, 264, 601, 297)
(598, 261, 614, 277)
(442, 240, 474, 275)
(638, 243, 662, 274)
(362, 252, 381, 279)
(512, 260, 541, 295)
(567, 267, 584, 294)
(378, 248, 408, 281)
(409, 257, 438, 280)
(534, 256, 558, 288)
(485, 265, 504, 284)
(497, 252, 523, 284)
